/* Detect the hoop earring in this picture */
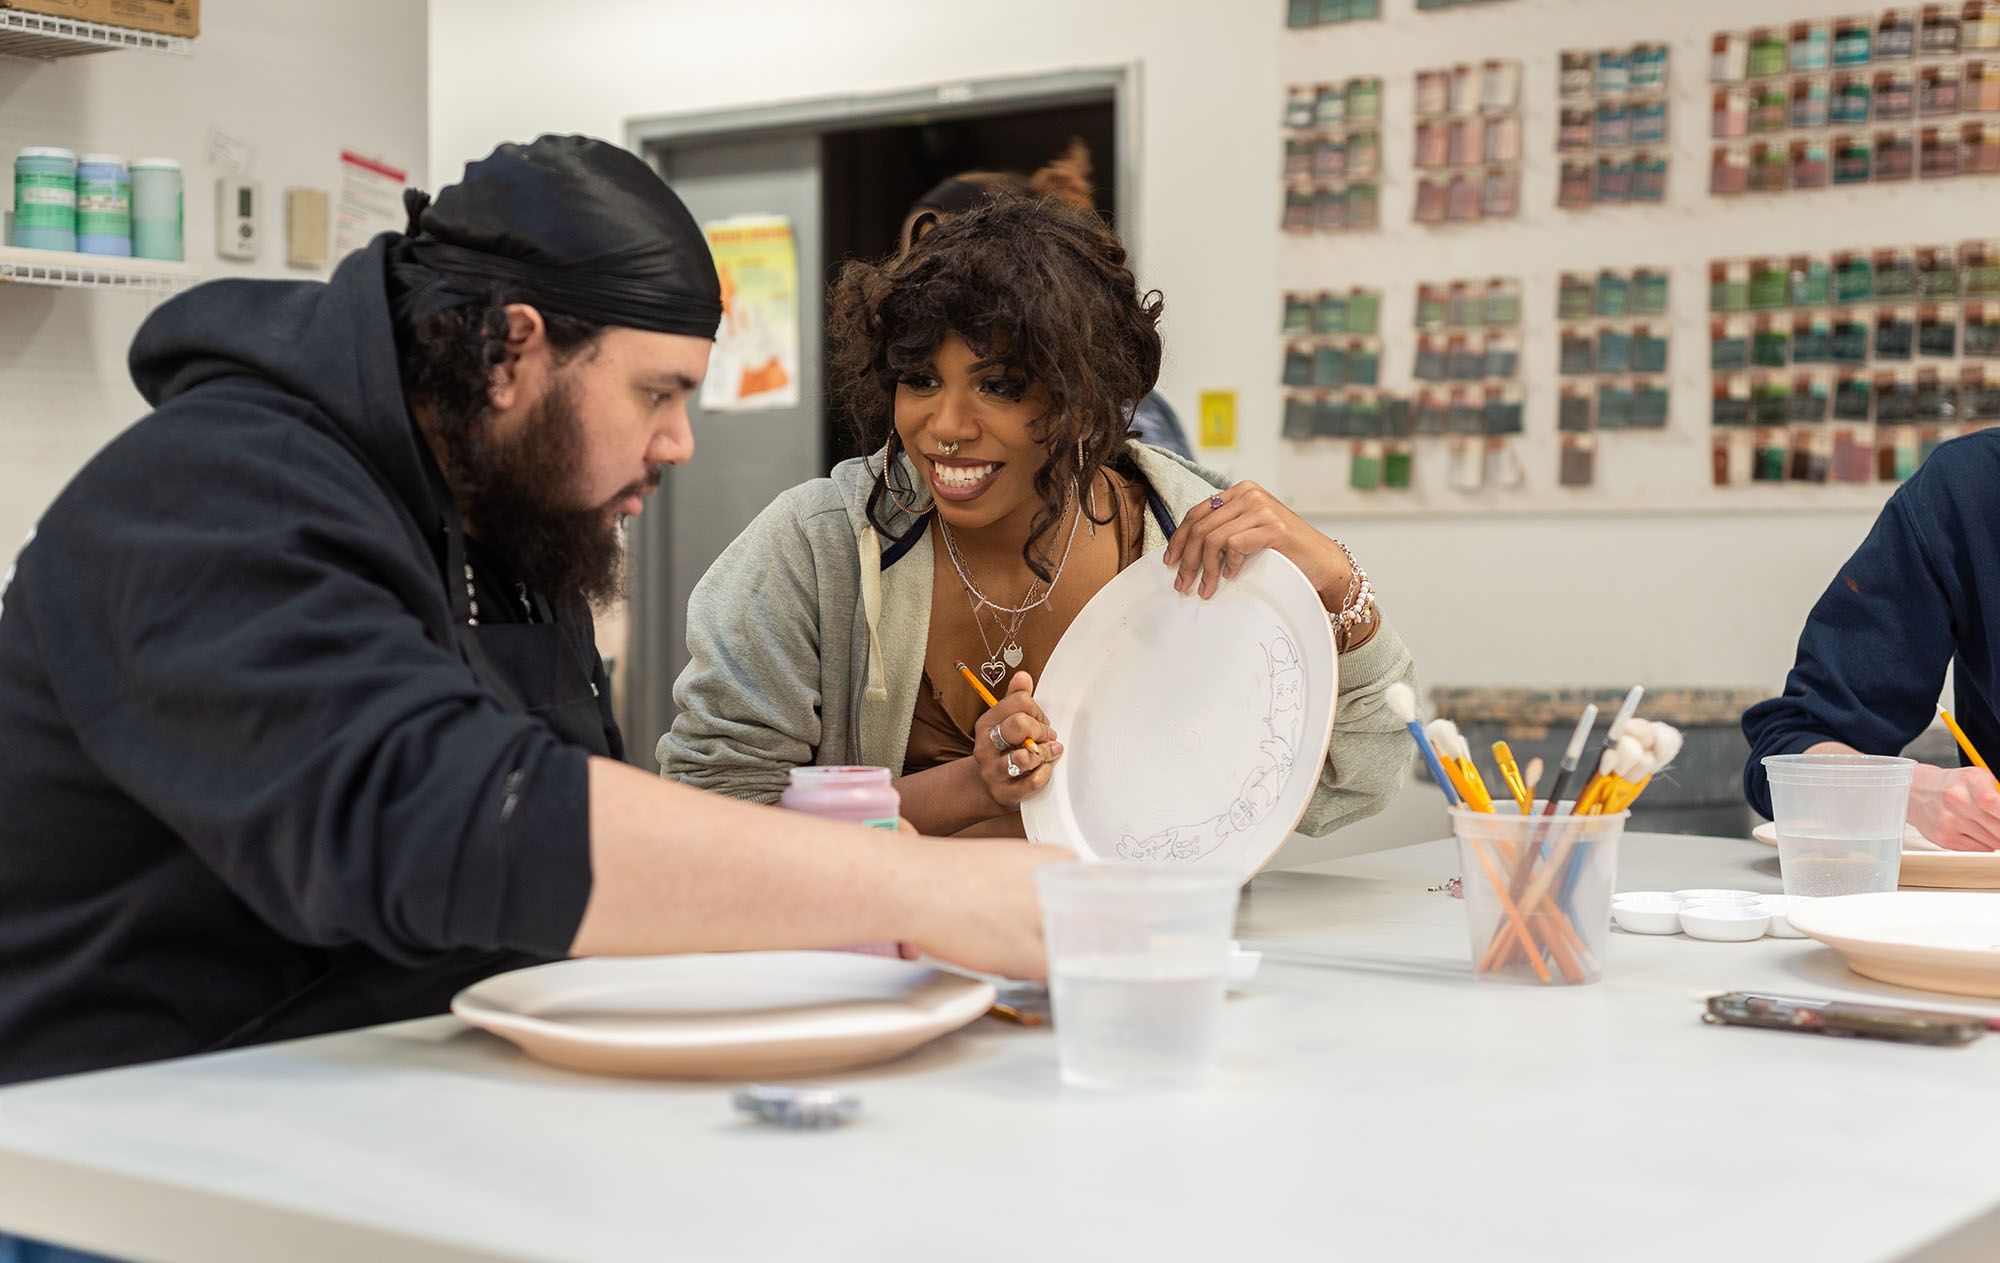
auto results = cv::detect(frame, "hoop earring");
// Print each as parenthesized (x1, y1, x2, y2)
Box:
(879, 433, 931, 516)
(1077, 439, 1097, 538)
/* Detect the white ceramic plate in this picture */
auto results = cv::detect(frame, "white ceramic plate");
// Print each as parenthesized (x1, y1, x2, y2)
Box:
(1022, 547, 1336, 877)
(1751, 822, 2000, 889)
(1752, 822, 1937, 850)
(1788, 892, 2000, 998)
(451, 953, 996, 1079)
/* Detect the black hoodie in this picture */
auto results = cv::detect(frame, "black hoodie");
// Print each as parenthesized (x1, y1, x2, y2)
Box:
(0, 239, 614, 1085)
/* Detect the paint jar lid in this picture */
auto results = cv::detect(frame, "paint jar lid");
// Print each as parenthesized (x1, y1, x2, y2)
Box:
(77, 153, 127, 168)
(130, 157, 181, 170)
(18, 147, 76, 162)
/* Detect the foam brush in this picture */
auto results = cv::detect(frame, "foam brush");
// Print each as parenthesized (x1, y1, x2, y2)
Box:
(1614, 723, 1682, 811)
(1387, 682, 1461, 809)
(1425, 718, 1493, 810)
(1577, 748, 1618, 814)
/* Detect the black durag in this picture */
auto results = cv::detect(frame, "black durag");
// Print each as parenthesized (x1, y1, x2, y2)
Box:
(391, 133, 722, 337)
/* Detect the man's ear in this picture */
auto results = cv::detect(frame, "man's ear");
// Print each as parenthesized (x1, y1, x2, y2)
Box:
(487, 303, 549, 411)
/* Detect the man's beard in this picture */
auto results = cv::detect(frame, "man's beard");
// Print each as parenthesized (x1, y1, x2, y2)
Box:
(434, 373, 638, 609)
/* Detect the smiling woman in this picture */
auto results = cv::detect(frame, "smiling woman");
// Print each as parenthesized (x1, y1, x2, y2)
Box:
(659, 195, 1419, 842)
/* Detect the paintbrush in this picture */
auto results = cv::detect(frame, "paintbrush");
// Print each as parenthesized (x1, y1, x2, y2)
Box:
(1388, 683, 1460, 808)
(1607, 722, 1682, 813)
(1542, 704, 1599, 816)
(1426, 718, 1491, 810)
(1492, 741, 1532, 814)
(1575, 686, 1644, 809)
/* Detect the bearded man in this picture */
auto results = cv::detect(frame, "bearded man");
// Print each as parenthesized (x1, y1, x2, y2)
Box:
(0, 135, 1061, 1087)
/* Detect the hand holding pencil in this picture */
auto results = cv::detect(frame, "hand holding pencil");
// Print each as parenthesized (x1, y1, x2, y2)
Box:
(1903, 704, 2000, 852)
(955, 664, 1065, 809)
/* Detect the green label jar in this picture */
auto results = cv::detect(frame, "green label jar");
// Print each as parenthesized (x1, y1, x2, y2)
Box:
(13, 147, 76, 251)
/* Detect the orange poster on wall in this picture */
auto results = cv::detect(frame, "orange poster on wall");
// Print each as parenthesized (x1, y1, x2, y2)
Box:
(700, 215, 801, 411)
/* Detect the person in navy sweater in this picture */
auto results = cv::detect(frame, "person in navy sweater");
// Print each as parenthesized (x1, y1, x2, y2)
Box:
(1742, 431, 2000, 852)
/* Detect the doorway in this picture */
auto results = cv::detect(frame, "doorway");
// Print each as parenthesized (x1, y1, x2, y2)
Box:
(620, 69, 1133, 768)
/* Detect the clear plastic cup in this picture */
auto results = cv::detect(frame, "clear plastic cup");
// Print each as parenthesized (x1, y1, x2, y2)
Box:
(1762, 753, 1916, 896)
(1033, 863, 1241, 1089)
(1452, 807, 1626, 986)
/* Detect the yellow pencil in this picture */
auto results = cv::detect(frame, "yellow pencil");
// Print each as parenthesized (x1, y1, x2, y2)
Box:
(954, 661, 1038, 751)
(1938, 702, 1990, 773)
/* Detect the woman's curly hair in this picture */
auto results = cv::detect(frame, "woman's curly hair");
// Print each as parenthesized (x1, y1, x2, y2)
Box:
(827, 193, 1165, 581)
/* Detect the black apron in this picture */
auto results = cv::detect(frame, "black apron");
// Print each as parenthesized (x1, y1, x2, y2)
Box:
(444, 524, 619, 758)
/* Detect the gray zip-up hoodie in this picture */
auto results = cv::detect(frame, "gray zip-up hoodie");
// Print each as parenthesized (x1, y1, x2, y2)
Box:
(659, 442, 1417, 837)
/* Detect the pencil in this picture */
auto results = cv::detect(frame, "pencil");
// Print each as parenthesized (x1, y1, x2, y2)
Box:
(954, 661, 1038, 751)
(1937, 702, 1990, 773)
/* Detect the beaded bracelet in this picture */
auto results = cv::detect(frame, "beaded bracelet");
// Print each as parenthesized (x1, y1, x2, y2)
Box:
(1328, 538, 1376, 652)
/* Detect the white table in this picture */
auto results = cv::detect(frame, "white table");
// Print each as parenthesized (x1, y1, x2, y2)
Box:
(3, 833, 1998, 1263)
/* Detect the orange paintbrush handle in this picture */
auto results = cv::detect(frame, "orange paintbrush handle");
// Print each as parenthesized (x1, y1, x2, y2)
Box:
(1460, 759, 1498, 813)
(1465, 834, 1551, 983)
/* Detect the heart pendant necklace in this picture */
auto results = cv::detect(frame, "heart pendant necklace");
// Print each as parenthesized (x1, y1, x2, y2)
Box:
(967, 585, 1037, 688)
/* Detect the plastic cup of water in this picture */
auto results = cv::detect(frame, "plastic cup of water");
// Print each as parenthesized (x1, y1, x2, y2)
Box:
(1033, 862, 1241, 1090)
(1762, 754, 1916, 897)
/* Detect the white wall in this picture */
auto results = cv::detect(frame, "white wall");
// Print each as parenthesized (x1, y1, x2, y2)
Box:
(429, 0, 1938, 859)
(0, 0, 428, 553)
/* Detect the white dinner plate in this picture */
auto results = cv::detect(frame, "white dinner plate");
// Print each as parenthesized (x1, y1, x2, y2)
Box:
(452, 953, 995, 1079)
(1788, 892, 2000, 998)
(1022, 546, 1336, 877)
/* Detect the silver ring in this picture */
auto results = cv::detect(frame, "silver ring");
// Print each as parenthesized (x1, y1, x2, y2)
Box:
(1006, 756, 1021, 778)
(1208, 494, 1225, 510)
(989, 723, 1009, 753)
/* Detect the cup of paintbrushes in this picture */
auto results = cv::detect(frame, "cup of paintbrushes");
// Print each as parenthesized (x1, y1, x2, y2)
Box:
(1451, 805, 1627, 985)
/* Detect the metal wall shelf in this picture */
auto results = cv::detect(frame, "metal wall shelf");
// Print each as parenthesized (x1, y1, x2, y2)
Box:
(0, 9, 192, 59)
(0, 245, 196, 293)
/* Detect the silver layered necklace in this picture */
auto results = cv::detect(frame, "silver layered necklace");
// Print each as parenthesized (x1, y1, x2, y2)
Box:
(936, 480, 1086, 687)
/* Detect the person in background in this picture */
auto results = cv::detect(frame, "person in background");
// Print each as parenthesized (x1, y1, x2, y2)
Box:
(660, 194, 1416, 842)
(901, 140, 1196, 459)
(1742, 430, 2000, 850)
(0, 135, 1063, 1093)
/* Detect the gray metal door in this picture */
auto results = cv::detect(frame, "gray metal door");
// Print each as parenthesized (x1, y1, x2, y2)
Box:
(625, 136, 823, 767)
